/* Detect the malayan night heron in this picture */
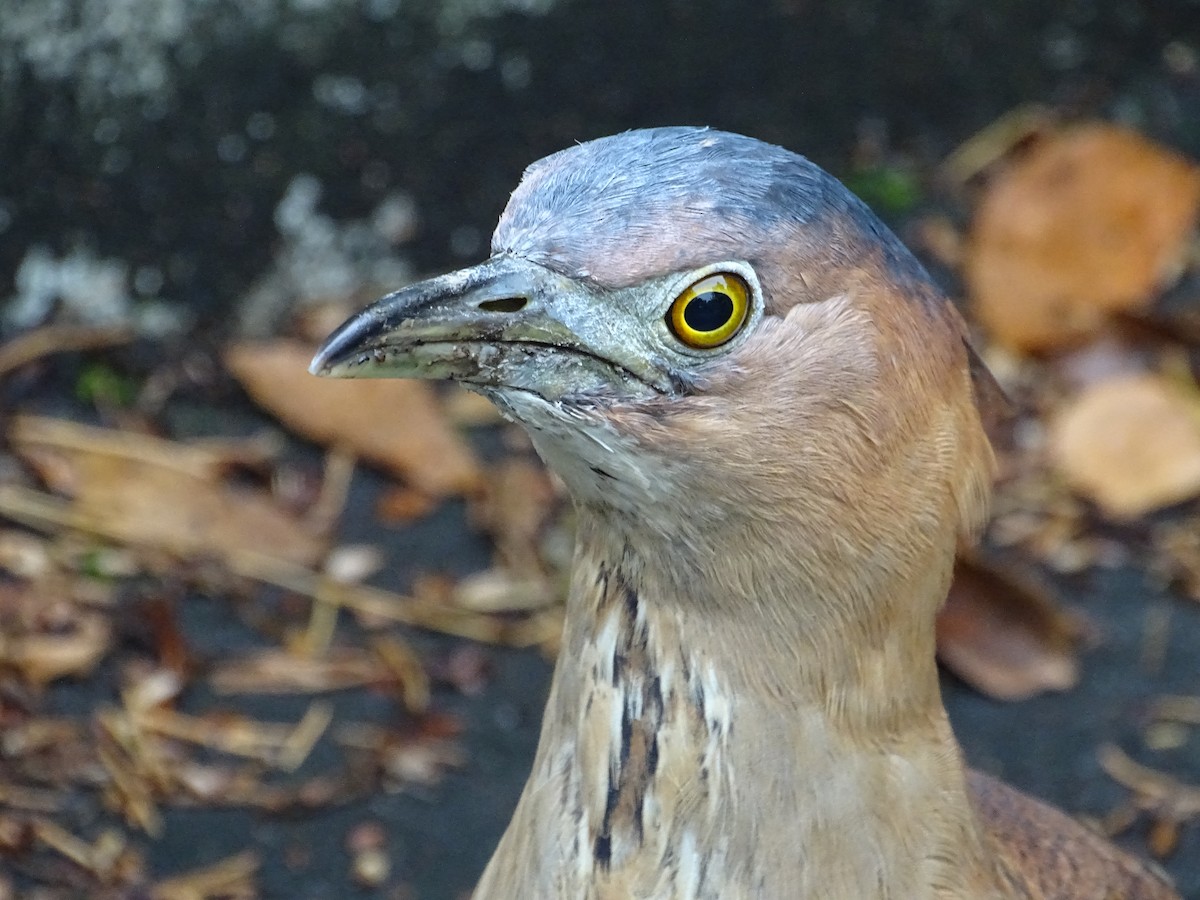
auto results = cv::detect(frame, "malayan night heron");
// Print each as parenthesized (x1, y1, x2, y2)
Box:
(312, 128, 1178, 899)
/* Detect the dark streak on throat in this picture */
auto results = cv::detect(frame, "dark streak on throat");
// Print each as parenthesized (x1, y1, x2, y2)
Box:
(592, 561, 666, 869)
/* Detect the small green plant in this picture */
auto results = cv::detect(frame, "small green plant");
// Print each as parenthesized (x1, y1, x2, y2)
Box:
(75, 362, 136, 408)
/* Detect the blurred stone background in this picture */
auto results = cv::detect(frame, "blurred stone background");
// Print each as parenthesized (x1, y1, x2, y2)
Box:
(2, 1, 1200, 898)
(3, 0, 1198, 342)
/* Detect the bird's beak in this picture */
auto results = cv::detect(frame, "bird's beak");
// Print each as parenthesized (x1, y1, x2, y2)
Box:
(309, 254, 671, 400)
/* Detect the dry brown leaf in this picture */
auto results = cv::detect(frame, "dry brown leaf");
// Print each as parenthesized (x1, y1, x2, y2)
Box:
(1049, 373, 1200, 519)
(0, 611, 111, 688)
(936, 557, 1080, 701)
(225, 341, 482, 496)
(10, 415, 277, 480)
(8, 417, 325, 568)
(966, 123, 1200, 352)
(471, 458, 564, 576)
(0, 579, 114, 687)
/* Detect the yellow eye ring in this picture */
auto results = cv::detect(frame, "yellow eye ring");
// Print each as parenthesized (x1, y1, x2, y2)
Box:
(666, 272, 751, 349)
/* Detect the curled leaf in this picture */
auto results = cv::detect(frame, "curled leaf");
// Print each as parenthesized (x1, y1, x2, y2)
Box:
(966, 123, 1200, 353)
(936, 557, 1080, 701)
(1050, 373, 1200, 520)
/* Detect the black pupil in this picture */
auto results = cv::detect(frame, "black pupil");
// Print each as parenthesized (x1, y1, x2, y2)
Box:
(683, 291, 734, 333)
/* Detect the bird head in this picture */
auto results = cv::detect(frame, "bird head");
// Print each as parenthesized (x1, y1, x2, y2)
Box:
(313, 128, 995, 612)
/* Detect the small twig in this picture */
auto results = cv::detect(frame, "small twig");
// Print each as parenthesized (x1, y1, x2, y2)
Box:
(9, 415, 275, 480)
(1099, 743, 1200, 820)
(0, 780, 64, 813)
(0, 482, 531, 644)
(277, 702, 334, 773)
(136, 703, 331, 772)
(305, 446, 357, 535)
(0, 324, 134, 379)
(296, 577, 341, 658)
(95, 711, 165, 837)
(31, 818, 129, 881)
(1150, 695, 1200, 726)
(210, 649, 388, 695)
(940, 103, 1054, 186)
(372, 634, 431, 714)
(150, 850, 259, 900)
(31, 818, 100, 871)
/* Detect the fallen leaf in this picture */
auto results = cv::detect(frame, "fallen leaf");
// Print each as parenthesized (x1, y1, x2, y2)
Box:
(965, 123, 1200, 352)
(226, 341, 482, 496)
(936, 557, 1080, 701)
(1049, 373, 1200, 519)
(8, 417, 325, 568)
(0, 579, 113, 687)
(471, 458, 564, 576)
(0, 611, 112, 688)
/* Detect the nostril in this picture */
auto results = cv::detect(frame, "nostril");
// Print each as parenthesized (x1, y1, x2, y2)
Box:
(478, 296, 528, 313)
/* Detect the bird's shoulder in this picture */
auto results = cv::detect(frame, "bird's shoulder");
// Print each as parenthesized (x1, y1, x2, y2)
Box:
(966, 768, 1179, 899)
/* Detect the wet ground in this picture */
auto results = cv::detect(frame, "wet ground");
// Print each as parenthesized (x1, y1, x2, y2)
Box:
(2, 0, 1200, 897)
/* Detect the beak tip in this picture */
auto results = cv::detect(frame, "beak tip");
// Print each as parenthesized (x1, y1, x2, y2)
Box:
(309, 312, 379, 378)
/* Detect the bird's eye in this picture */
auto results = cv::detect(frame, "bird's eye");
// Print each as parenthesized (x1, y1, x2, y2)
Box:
(666, 272, 751, 349)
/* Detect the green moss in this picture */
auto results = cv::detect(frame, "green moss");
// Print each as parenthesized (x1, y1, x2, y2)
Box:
(844, 164, 923, 215)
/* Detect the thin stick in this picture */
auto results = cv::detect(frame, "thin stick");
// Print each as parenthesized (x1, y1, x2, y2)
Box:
(0, 324, 134, 379)
(0, 483, 541, 645)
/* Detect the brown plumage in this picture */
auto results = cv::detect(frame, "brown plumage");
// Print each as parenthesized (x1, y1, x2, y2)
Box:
(312, 127, 1179, 899)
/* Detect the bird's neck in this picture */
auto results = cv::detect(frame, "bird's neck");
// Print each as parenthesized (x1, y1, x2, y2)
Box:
(475, 508, 999, 900)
